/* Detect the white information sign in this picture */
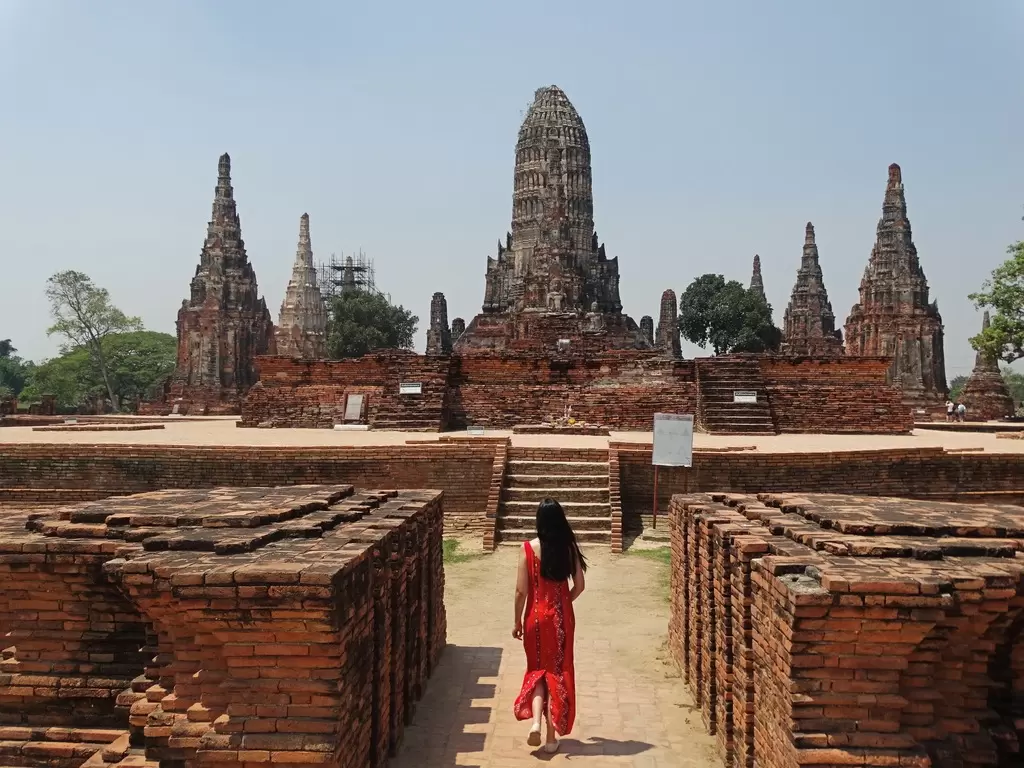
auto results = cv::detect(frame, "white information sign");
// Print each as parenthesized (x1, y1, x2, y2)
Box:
(343, 393, 365, 422)
(398, 382, 422, 395)
(652, 413, 694, 468)
(733, 390, 758, 404)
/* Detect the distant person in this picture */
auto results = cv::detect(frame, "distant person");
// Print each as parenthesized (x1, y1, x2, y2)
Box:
(946, 399, 955, 422)
(957, 402, 967, 422)
(512, 498, 588, 754)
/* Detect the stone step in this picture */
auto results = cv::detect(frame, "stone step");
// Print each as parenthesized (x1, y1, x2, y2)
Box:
(505, 474, 609, 489)
(0, 741, 107, 768)
(497, 528, 610, 544)
(506, 461, 609, 477)
(499, 500, 610, 517)
(497, 515, 611, 532)
(502, 487, 609, 503)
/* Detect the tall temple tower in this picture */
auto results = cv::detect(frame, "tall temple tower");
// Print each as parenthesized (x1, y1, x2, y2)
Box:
(781, 223, 843, 356)
(169, 153, 276, 413)
(960, 312, 1014, 419)
(276, 213, 328, 359)
(844, 164, 947, 410)
(749, 255, 766, 301)
(455, 85, 649, 353)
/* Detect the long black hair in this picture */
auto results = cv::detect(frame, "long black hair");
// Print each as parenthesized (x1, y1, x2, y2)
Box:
(536, 498, 588, 582)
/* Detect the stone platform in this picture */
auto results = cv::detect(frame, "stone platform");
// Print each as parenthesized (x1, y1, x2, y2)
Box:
(511, 424, 611, 436)
(0, 485, 445, 768)
(669, 491, 1024, 768)
(31, 423, 165, 432)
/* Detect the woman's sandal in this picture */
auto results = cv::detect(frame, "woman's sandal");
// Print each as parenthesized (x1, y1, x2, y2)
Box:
(543, 739, 559, 754)
(527, 724, 542, 747)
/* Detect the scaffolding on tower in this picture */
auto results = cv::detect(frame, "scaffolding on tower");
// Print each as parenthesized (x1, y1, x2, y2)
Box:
(316, 251, 390, 305)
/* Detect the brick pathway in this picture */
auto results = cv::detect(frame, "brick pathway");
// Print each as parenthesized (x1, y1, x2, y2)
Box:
(391, 546, 721, 767)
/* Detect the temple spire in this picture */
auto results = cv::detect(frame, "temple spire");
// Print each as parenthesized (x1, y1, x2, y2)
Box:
(749, 254, 765, 300)
(960, 310, 1014, 419)
(782, 221, 842, 356)
(276, 213, 327, 359)
(296, 213, 313, 269)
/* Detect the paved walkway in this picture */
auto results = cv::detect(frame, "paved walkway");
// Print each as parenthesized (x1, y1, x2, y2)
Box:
(2, 417, 1022, 453)
(391, 546, 720, 768)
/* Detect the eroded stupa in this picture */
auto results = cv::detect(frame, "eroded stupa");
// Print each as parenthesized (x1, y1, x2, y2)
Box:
(454, 86, 650, 354)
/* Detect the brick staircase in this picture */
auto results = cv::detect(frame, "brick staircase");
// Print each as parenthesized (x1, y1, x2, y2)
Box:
(0, 726, 128, 768)
(495, 448, 611, 545)
(696, 357, 776, 435)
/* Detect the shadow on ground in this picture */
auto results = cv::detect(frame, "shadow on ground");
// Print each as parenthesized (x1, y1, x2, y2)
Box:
(531, 736, 655, 760)
(392, 644, 503, 767)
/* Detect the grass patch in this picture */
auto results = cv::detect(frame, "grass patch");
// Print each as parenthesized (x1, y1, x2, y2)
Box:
(626, 546, 671, 565)
(443, 538, 480, 564)
(627, 546, 672, 601)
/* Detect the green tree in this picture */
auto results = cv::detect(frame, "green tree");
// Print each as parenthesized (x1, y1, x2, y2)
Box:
(45, 270, 143, 410)
(326, 291, 418, 359)
(1001, 367, 1024, 408)
(968, 227, 1024, 362)
(0, 340, 32, 399)
(19, 331, 176, 412)
(678, 274, 782, 355)
(948, 375, 968, 401)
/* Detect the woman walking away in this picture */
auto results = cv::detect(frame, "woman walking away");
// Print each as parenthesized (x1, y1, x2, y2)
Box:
(512, 498, 588, 754)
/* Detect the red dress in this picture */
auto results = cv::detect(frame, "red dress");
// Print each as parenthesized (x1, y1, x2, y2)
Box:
(513, 540, 577, 735)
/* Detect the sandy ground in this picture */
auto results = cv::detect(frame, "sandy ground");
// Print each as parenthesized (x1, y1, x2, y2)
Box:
(390, 544, 720, 767)
(1, 417, 1022, 453)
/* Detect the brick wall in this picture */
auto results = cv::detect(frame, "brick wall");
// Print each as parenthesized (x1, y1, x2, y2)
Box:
(669, 491, 1024, 768)
(241, 355, 451, 430)
(448, 353, 696, 429)
(759, 356, 912, 433)
(0, 444, 495, 530)
(233, 351, 922, 434)
(618, 444, 1024, 532)
(0, 486, 445, 768)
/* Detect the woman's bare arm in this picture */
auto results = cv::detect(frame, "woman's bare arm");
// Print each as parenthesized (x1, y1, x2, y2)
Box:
(512, 546, 529, 638)
(569, 556, 586, 602)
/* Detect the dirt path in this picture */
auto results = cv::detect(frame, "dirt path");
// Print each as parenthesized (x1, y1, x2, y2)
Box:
(391, 544, 721, 767)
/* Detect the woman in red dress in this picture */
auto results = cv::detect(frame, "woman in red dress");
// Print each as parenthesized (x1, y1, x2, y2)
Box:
(512, 498, 588, 754)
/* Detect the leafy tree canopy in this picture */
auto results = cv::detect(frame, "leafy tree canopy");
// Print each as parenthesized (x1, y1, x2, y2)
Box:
(326, 291, 418, 359)
(948, 375, 968, 402)
(678, 274, 782, 355)
(969, 237, 1024, 363)
(45, 270, 143, 409)
(19, 331, 176, 411)
(0, 340, 33, 399)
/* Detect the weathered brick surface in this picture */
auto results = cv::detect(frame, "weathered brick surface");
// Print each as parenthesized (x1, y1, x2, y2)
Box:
(618, 445, 1024, 529)
(236, 351, 915, 434)
(0, 444, 494, 529)
(669, 491, 1024, 768)
(0, 485, 446, 768)
(759, 357, 912, 433)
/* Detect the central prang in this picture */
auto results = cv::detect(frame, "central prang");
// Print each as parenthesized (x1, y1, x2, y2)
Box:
(455, 86, 650, 353)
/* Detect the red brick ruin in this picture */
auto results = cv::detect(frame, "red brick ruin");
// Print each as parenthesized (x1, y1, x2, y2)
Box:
(748, 254, 765, 301)
(0, 486, 445, 768)
(669, 491, 1024, 768)
(845, 164, 948, 416)
(149, 154, 276, 415)
(453, 86, 650, 354)
(781, 223, 844, 356)
(960, 312, 1015, 420)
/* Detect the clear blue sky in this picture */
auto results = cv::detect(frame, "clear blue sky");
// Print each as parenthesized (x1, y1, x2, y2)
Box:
(1, 0, 1021, 381)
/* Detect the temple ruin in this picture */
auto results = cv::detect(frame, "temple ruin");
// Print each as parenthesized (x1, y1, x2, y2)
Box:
(161, 154, 276, 414)
(275, 213, 328, 359)
(844, 164, 948, 414)
(454, 85, 650, 354)
(960, 311, 1015, 419)
(781, 223, 843, 356)
(425, 293, 452, 356)
(748, 254, 765, 301)
(655, 289, 682, 358)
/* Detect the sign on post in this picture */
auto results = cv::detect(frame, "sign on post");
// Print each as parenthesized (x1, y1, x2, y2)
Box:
(651, 413, 694, 528)
(653, 413, 694, 468)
